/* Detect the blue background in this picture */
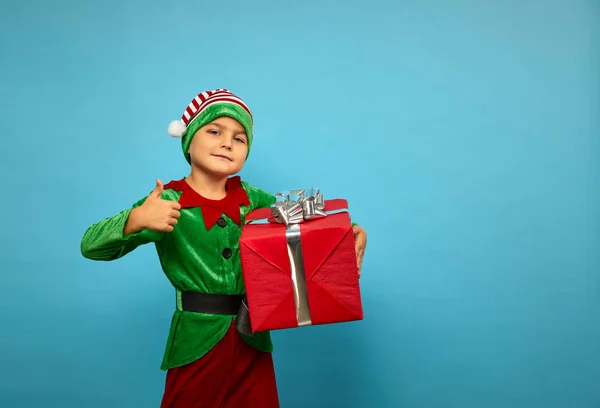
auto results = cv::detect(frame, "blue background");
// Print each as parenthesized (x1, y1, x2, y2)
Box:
(2, 0, 599, 407)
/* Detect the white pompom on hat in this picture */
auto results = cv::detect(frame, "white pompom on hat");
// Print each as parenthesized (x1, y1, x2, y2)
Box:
(168, 119, 187, 138)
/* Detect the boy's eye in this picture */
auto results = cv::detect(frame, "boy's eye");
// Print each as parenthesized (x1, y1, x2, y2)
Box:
(209, 130, 219, 135)
(235, 137, 246, 143)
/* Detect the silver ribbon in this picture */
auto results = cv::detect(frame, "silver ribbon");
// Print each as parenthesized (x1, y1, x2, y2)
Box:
(270, 188, 327, 226)
(286, 224, 312, 326)
(269, 188, 328, 326)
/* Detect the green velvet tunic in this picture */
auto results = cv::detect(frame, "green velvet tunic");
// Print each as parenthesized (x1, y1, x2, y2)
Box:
(80, 179, 276, 371)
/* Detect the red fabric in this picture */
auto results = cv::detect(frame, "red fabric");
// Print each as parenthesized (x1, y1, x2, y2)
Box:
(164, 176, 250, 230)
(239, 204, 363, 332)
(160, 322, 280, 408)
(180, 89, 252, 125)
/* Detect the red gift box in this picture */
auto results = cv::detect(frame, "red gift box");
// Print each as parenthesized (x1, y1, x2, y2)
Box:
(240, 197, 364, 332)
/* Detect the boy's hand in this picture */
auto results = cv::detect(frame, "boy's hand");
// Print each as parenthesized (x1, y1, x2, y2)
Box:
(352, 225, 367, 278)
(127, 180, 181, 234)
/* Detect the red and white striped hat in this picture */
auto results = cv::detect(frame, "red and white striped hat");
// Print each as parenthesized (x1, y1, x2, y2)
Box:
(167, 88, 253, 138)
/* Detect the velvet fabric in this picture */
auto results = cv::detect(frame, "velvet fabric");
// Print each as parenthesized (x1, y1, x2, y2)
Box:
(164, 177, 250, 230)
(80, 177, 276, 370)
(160, 321, 280, 408)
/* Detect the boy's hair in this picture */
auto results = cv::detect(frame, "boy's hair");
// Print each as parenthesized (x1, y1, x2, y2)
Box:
(167, 89, 254, 163)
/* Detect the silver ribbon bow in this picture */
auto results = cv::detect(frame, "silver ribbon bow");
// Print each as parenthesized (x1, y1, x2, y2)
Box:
(270, 188, 327, 226)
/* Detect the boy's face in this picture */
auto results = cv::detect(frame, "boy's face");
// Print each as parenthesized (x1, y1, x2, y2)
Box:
(188, 116, 249, 177)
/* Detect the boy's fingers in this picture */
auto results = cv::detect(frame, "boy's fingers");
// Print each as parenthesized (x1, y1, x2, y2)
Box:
(356, 247, 365, 278)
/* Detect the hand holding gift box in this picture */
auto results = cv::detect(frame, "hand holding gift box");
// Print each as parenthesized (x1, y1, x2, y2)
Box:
(240, 188, 364, 333)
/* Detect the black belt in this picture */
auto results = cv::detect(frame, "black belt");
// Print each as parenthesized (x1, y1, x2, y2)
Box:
(180, 291, 253, 336)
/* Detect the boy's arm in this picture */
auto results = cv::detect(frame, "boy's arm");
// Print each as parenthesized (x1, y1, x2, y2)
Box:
(242, 182, 277, 210)
(80, 196, 164, 261)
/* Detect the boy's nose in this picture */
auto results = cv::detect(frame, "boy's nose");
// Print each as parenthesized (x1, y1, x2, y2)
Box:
(221, 138, 233, 150)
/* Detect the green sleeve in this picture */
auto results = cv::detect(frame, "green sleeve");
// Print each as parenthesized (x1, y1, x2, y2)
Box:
(258, 190, 277, 209)
(80, 196, 164, 261)
(242, 182, 277, 209)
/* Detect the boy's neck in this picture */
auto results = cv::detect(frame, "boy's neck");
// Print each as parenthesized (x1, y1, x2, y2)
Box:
(185, 168, 230, 200)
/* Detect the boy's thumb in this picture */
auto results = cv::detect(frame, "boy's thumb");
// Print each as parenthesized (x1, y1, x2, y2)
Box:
(151, 179, 164, 198)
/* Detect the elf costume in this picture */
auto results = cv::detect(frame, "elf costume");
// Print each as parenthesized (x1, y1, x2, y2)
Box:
(81, 89, 280, 407)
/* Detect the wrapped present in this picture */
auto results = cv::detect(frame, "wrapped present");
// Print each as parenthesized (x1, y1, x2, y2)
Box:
(240, 188, 363, 333)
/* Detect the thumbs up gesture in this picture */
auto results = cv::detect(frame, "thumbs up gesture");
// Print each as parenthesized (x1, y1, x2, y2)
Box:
(125, 180, 182, 235)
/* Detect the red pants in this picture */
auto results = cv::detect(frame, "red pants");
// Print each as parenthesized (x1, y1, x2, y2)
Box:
(160, 322, 280, 408)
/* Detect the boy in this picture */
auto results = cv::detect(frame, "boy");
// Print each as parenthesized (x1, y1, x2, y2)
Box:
(80, 89, 367, 407)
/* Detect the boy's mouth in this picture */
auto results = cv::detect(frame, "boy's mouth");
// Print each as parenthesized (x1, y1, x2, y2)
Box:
(212, 154, 233, 161)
